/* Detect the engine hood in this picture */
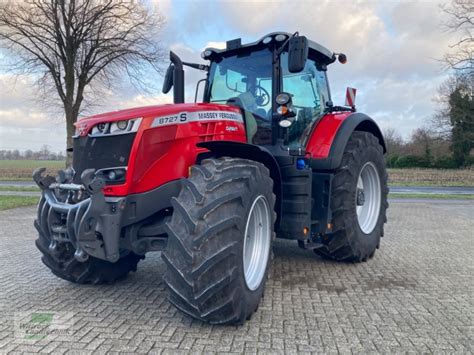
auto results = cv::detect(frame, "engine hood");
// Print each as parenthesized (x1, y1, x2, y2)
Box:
(75, 103, 242, 136)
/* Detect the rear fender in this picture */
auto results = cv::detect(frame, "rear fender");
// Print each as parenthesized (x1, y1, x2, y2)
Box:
(197, 141, 282, 228)
(309, 112, 386, 170)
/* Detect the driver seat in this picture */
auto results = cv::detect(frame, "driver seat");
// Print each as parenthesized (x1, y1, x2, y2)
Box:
(226, 93, 258, 143)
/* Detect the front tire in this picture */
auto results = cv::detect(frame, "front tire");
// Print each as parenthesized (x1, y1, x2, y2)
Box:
(35, 219, 143, 284)
(163, 157, 276, 325)
(315, 131, 389, 262)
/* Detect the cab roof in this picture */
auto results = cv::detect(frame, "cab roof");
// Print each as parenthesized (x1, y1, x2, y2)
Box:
(203, 32, 336, 66)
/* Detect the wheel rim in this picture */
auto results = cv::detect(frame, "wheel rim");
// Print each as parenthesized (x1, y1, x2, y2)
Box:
(243, 195, 271, 291)
(356, 162, 381, 234)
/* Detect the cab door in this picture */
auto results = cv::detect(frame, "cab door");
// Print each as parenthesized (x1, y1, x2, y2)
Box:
(280, 54, 330, 146)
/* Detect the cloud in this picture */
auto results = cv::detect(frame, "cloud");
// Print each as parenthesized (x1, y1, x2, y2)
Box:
(0, 73, 173, 151)
(0, 0, 459, 151)
(0, 74, 65, 151)
(155, 0, 456, 137)
(222, 0, 455, 138)
(116, 94, 173, 108)
(203, 41, 226, 50)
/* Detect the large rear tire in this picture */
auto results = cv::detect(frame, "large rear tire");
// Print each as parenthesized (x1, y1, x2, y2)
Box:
(314, 131, 388, 262)
(35, 218, 143, 284)
(163, 157, 276, 325)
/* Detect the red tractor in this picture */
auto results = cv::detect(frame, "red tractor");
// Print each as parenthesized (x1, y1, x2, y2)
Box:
(33, 32, 388, 325)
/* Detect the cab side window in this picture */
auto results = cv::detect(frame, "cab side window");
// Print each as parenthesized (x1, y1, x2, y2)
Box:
(281, 54, 330, 146)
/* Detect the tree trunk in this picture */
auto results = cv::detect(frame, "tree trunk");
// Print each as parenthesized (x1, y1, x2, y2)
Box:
(65, 111, 77, 168)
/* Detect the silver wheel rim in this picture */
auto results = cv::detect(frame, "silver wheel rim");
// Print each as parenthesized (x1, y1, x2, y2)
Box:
(243, 195, 271, 291)
(356, 162, 381, 234)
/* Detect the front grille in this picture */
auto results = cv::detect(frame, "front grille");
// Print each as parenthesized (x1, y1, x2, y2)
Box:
(72, 134, 136, 183)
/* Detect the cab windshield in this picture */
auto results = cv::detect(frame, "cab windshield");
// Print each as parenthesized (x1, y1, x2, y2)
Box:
(207, 48, 273, 143)
(207, 48, 273, 116)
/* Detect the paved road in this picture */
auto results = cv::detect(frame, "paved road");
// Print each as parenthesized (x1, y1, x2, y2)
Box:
(2, 180, 474, 196)
(0, 201, 473, 353)
(390, 185, 474, 195)
(0, 181, 36, 188)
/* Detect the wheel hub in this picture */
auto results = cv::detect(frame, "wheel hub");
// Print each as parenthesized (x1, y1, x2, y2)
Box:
(356, 162, 381, 234)
(243, 195, 271, 291)
(356, 188, 365, 206)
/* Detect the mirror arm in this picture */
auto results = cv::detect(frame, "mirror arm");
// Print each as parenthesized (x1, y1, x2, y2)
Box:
(183, 62, 210, 71)
(194, 78, 206, 103)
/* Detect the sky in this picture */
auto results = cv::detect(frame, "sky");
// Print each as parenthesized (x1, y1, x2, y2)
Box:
(0, 0, 458, 152)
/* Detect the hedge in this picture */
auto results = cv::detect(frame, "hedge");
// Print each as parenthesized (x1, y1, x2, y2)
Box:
(386, 154, 471, 169)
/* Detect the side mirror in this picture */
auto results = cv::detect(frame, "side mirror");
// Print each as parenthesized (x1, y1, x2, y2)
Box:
(162, 64, 174, 94)
(288, 35, 308, 73)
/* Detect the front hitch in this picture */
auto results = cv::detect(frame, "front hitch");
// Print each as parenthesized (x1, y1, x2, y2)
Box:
(33, 168, 124, 263)
(32, 167, 56, 190)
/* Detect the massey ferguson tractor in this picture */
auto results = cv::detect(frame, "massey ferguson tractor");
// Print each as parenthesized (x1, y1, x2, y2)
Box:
(33, 32, 388, 324)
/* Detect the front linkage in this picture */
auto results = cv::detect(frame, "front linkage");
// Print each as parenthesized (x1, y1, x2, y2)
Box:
(33, 168, 125, 263)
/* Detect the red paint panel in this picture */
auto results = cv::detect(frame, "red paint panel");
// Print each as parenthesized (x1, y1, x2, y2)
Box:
(305, 112, 352, 159)
(96, 103, 247, 196)
(74, 103, 242, 136)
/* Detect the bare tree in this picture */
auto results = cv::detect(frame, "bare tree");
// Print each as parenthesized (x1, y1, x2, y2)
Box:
(431, 1, 473, 153)
(383, 128, 404, 156)
(441, 0, 474, 72)
(39, 144, 51, 160)
(0, 0, 165, 165)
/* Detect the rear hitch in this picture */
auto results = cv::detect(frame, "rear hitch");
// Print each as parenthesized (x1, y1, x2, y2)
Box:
(298, 235, 325, 251)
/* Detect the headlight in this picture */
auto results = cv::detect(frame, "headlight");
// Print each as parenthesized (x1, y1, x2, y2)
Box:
(116, 120, 128, 130)
(276, 93, 291, 105)
(97, 167, 127, 184)
(91, 122, 109, 135)
(90, 118, 142, 137)
(109, 120, 129, 133)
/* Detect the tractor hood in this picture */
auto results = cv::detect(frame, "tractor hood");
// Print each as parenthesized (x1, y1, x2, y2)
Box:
(75, 103, 242, 137)
(71, 102, 247, 196)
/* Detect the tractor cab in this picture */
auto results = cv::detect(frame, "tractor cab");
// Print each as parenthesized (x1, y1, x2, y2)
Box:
(163, 32, 340, 148)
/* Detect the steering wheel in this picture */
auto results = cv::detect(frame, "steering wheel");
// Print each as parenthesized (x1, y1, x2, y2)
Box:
(253, 85, 270, 107)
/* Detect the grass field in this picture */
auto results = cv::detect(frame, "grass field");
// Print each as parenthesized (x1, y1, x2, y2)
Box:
(0, 160, 472, 187)
(0, 196, 39, 211)
(0, 160, 65, 181)
(0, 186, 40, 192)
(388, 168, 474, 186)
